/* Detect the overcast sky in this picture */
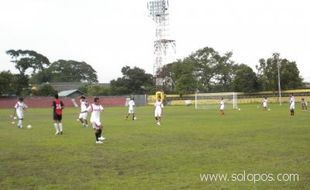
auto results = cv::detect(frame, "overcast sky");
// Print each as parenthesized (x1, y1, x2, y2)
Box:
(0, 0, 309, 83)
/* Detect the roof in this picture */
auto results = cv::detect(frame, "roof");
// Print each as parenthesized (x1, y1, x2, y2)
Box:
(58, 89, 83, 97)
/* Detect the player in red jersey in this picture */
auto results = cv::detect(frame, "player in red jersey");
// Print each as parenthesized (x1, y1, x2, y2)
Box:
(52, 94, 64, 135)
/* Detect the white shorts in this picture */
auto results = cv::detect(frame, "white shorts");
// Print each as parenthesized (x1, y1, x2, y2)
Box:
(220, 105, 224, 110)
(290, 104, 295, 110)
(79, 112, 88, 120)
(155, 109, 162, 117)
(263, 102, 267, 108)
(91, 120, 102, 129)
(16, 112, 24, 120)
(128, 108, 134, 114)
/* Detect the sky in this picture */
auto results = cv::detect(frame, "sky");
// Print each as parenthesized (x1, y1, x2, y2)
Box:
(0, 0, 309, 83)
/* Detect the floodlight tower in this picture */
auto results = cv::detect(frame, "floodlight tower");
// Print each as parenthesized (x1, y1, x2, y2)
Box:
(147, 0, 176, 88)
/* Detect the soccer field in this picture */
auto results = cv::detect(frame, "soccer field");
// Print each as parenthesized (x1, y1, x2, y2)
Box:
(0, 104, 309, 190)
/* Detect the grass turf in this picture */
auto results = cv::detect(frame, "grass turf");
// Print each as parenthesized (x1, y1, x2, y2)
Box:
(0, 104, 309, 189)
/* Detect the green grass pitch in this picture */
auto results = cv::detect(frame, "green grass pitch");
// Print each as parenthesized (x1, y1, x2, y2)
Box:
(0, 104, 309, 189)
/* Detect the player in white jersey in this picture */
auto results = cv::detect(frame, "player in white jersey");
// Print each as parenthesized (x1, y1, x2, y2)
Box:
(301, 98, 308, 111)
(87, 97, 105, 144)
(78, 96, 89, 127)
(154, 98, 164, 126)
(289, 93, 295, 116)
(13, 97, 28, 128)
(219, 97, 225, 115)
(262, 96, 268, 111)
(126, 97, 136, 120)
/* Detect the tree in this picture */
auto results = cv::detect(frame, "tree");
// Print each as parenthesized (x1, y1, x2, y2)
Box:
(6, 49, 50, 76)
(47, 60, 98, 83)
(232, 64, 258, 92)
(212, 52, 235, 92)
(79, 84, 111, 96)
(170, 60, 197, 94)
(110, 66, 154, 95)
(179, 47, 237, 92)
(256, 53, 303, 91)
(35, 84, 57, 96)
(187, 47, 219, 92)
(0, 71, 15, 95)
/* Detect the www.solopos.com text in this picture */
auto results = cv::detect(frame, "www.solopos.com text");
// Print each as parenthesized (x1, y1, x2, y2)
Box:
(200, 171, 300, 184)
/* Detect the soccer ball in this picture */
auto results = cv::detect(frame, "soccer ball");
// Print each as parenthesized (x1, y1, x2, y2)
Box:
(134, 117, 137, 120)
(238, 108, 241, 111)
(11, 121, 15, 125)
(13, 116, 17, 120)
(268, 108, 271, 111)
(27, 124, 32, 129)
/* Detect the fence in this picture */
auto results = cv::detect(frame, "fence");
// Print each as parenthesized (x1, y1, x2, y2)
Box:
(0, 95, 150, 109)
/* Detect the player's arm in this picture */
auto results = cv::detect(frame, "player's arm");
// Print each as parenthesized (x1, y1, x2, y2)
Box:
(24, 103, 28, 110)
(86, 105, 92, 113)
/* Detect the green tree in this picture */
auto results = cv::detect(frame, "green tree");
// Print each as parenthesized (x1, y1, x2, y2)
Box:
(233, 64, 258, 92)
(180, 47, 237, 92)
(6, 49, 51, 95)
(212, 52, 235, 92)
(186, 47, 219, 92)
(110, 66, 154, 95)
(0, 71, 15, 95)
(170, 60, 197, 94)
(6, 49, 50, 75)
(35, 84, 57, 96)
(47, 60, 98, 83)
(256, 53, 303, 91)
(79, 84, 111, 96)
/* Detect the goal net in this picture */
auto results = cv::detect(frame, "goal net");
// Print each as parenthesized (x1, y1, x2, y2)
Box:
(194, 92, 238, 110)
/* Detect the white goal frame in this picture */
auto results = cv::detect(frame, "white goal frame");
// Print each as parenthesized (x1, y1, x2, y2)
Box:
(194, 92, 238, 110)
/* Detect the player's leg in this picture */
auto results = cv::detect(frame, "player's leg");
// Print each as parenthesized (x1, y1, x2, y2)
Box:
(126, 110, 131, 119)
(58, 115, 63, 134)
(156, 110, 161, 125)
(94, 124, 103, 144)
(290, 108, 294, 116)
(81, 113, 88, 127)
(98, 126, 105, 141)
(157, 116, 161, 125)
(95, 129, 101, 143)
(79, 116, 84, 124)
(53, 113, 60, 135)
(17, 118, 23, 128)
(16, 113, 23, 128)
(83, 118, 88, 127)
(79, 113, 85, 127)
(154, 110, 158, 124)
(84, 113, 89, 127)
(54, 121, 60, 135)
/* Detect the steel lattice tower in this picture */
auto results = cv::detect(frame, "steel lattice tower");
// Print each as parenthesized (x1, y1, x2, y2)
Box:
(147, 0, 176, 87)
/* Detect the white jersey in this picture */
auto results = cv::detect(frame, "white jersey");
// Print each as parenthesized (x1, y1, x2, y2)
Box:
(87, 103, 104, 127)
(80, 99, 88, 112)
(289, 96, 295, 110)
(79, 100, 88, 120)
(262, 99, 268, 108)
(220, 100, 225, 110)
(15, 101, 28, 119)
(128, 100, 135, 113)
(154, 100, 163, 117)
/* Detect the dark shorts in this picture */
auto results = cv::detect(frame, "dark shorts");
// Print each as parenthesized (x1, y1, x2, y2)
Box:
(53, 113, 62, 121)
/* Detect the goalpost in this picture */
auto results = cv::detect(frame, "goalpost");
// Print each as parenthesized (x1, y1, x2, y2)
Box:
(194, 92, 238, 110)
